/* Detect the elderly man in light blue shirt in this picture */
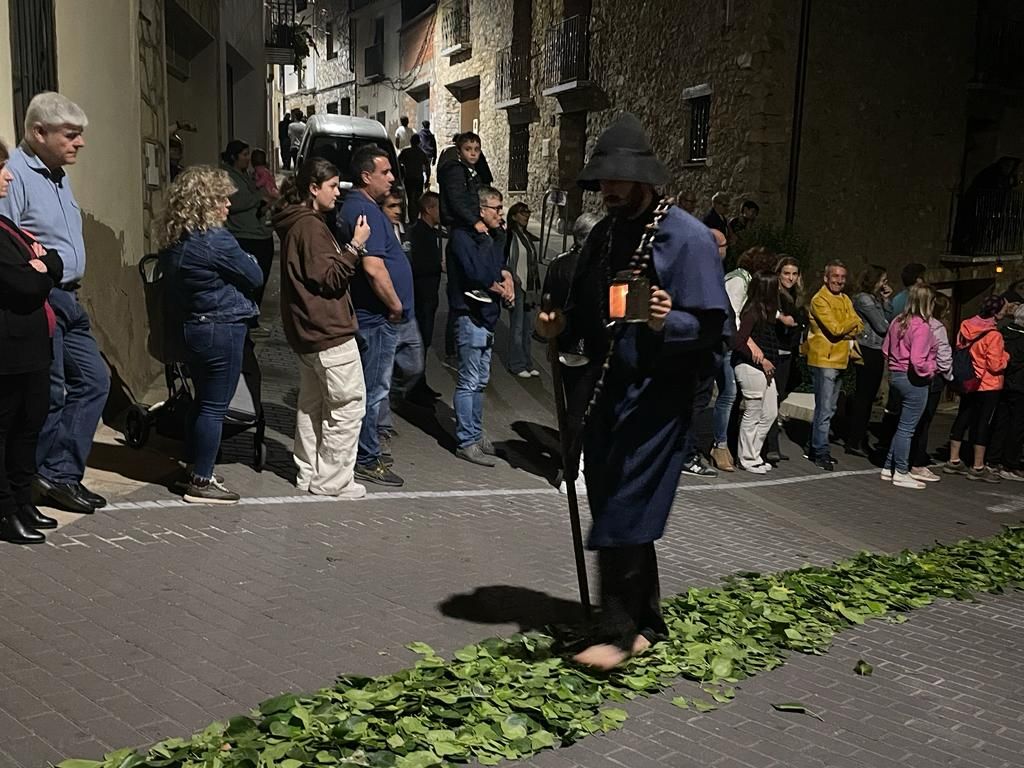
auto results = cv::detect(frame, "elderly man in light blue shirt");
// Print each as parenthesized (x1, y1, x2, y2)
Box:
(0, 92, 109, 514)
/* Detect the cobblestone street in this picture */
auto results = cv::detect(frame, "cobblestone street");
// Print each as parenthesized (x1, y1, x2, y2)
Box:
(2, 279, 1023, 768)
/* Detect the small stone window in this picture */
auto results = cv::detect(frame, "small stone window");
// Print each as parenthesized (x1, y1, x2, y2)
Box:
(683, 84, 712, 164)
(327, 101, 339, 114)
(508, 124, 530, 192)
(326, 21, 337, 60)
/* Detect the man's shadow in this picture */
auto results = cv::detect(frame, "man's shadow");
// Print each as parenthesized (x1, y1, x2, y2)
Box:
(439, 585, 589, 632)
(492, 420, 562, 485)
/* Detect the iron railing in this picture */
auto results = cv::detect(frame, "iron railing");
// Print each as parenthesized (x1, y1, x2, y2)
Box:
(265, 0, 296, 48)
(975, 13, 1024, 89)
(495, 42, 531, 103)
(440, 1, 471, 54)
(543, 15, 591, 89)
(949, 189, 1024, 256)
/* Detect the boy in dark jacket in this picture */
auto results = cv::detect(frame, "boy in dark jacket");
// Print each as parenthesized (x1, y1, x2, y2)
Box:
(438, 132, 486, 233)
(988, 304, 1024, 479)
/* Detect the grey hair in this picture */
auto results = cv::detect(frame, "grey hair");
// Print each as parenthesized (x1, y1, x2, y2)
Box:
(24, 92, 89, 136)
(572, 212, 602, 246)
(478, 185, 502, 203)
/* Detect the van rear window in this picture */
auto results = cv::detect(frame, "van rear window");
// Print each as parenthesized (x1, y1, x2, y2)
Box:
(307, 136, 395, 182)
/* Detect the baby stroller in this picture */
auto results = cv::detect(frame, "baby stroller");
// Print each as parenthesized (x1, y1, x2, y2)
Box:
(123, 255, 267, 471)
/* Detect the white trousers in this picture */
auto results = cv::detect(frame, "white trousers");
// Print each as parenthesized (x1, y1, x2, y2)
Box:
(734, 362, 779, 469)
(294, 339, 366, 495)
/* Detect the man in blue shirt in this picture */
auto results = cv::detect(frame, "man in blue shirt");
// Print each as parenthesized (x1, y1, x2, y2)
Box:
(0, 92, 109, 514)
(340, 145, 415, 487)
(447, 186, 513, 466)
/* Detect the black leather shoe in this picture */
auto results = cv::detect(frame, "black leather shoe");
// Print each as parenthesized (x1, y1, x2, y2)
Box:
(40, 483, 95, 514)
(17, 504, 57, 530)
(76, 484, 107, 509)
(0, 514, 45, 544)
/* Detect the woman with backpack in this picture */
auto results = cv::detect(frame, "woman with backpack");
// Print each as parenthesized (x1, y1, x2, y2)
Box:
(943, 294, 1010, 482)
(879, 284, 938, 489)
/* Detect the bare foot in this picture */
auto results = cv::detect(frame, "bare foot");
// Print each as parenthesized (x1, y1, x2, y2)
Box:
(573, 643, 630, 670)
(632, 634, 651, 655)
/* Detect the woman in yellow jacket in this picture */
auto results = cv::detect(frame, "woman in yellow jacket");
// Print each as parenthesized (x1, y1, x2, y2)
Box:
(804, 260, 864, 470)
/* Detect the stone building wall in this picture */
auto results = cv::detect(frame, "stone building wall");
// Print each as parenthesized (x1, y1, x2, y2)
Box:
(793, 0, 975, 273)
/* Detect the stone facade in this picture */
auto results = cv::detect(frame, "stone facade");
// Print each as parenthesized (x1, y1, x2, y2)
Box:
(282, 0, 356, 122)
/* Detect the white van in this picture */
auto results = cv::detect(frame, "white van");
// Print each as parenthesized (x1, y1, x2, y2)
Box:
(295, 114, 403, 195)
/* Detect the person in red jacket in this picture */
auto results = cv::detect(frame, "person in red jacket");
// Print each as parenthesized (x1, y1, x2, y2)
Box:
(944, 294, 1011, 482)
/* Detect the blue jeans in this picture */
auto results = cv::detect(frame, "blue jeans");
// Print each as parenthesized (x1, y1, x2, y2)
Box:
(378, 318, 425, 436)
(454, 315, 493, 448)
(884, 372, 928, 473)
(182, 321, 246, 480)
(506, 289, 536, 374)
(356, 322, 399, 466)
(37, 288, 110, 484)
(712, 355, 737, 446)
(810, 366, 842, 457)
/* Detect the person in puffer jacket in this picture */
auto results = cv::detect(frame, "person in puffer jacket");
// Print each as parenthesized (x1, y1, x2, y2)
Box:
(943, 294, 1010, 482)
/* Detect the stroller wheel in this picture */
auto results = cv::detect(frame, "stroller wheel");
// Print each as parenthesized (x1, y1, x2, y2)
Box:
(125, 404, 150, 449)
(254, 440, 267, 472)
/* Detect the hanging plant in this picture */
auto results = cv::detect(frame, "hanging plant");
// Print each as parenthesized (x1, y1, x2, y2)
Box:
(291, 22, 318, 71)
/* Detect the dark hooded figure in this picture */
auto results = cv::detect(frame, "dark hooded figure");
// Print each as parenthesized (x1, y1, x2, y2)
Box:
(537, 113, 730, 670)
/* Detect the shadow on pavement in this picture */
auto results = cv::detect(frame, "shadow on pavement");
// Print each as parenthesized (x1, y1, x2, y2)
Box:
(391, 398, 458, 452)
(438, 585, 588, 632)
(493, 421, 561, 485)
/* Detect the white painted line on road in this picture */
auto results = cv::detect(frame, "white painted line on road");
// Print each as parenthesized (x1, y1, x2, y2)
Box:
(101, 469, 884, 512)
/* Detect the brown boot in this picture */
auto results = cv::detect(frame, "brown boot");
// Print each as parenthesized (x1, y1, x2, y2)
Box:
(710, 445, 736, 472)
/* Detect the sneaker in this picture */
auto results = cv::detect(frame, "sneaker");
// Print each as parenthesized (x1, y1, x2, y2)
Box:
(479, 436, 497, 456)
(814, 455, 836, 472)
(379, 434, 394, 467)
(456, 443, 497, 467)
(880, 468, 893, 481)
(183, 477, 240, 505)
(998, 468, 1024, 482)
(682, 459, 718, 478)
(333, 482, 367, 500)
(528, 369, 541, 377)
(942, 460, 968, 475)
(354, 460, 405, 487)
(764, 451, 789, 463)
(709, 445, 735, 472)
(910, 467, 941, 483)
(515, 370, 533, 379)
(892, 471, 926, 490)
(249, 326, 271, 339)
(966, 466, 1001, 484)
(465, 289, 493, 304)
(742, 462, 770, 475)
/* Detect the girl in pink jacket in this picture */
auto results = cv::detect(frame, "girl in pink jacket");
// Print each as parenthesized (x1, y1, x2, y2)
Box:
(880, 284, 938, 489)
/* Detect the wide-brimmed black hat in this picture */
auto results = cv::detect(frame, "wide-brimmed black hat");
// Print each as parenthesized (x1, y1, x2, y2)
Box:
(577, 112, 670, 191)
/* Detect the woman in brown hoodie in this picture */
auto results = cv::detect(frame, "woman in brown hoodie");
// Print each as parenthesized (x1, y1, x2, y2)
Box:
(272, 158, 371, 499)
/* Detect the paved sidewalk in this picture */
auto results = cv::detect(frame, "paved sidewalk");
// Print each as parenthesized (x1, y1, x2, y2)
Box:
(2, 276, 1023, 768)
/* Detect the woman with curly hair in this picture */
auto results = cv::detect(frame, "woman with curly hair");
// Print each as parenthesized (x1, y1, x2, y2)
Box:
(158, 165, 263, 504)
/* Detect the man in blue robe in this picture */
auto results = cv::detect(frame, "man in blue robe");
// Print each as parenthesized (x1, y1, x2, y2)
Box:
(537, 113, 730, 669)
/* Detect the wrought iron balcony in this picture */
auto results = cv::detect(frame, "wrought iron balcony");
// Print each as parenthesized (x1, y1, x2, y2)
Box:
(949, 188, 1024, 257)
(974, 13, 1024, 90)
(440, 0, 471, 57)
(495, 42, 531, 107)
(265, 0, 297, 65)
(543, 15, 591, 92)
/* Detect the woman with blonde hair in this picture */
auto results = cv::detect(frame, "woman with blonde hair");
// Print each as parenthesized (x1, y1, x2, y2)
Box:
(880, 283, 938, 489)
(158, 165, 263, 504)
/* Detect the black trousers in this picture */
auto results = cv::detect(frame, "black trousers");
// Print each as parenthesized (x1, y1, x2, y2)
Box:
(595, 543, 668, 652)
(0, 369, 50, 518)
(236, 237, 275, 312)
(950, 390, 1001, 447)
(987, 391, 1024, 469)
(846, 346, 884, 450)
(910, 382, 943, 468)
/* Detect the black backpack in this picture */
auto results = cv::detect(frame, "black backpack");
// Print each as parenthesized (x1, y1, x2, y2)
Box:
(951, 329, 994, 394)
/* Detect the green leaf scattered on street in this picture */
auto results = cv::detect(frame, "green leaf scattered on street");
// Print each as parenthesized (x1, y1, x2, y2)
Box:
(771, 702, 824, 721)
(853, 659, 874, 676)
(57, 526, 1024, 768)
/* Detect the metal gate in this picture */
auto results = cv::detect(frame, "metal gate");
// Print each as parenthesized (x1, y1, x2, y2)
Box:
(9, 0, 58, 141)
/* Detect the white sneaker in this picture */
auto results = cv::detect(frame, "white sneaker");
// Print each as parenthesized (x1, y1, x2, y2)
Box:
(528, 369, 541, 377)
(743, 462, 770, 475)
(910, 467, 941, 483)
(558, 480, 568, 495)
(892, 471, 925, 490)
(880, 468, 893, 481)
(333, 482, 367, 500)
(516, 370, 533, 379)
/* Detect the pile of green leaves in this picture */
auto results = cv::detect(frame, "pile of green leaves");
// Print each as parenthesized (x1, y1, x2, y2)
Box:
(59, 527, 1024, 768)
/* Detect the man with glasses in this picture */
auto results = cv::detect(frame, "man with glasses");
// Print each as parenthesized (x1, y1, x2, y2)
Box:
(446, 186, 513, 466)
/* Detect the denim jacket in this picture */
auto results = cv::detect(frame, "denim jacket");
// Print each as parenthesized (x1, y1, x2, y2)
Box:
(160, 227, 262, 324)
